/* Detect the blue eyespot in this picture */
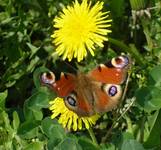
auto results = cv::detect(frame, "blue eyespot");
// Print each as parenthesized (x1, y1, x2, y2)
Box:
(111, 56, 129, 68)
(66, 96, 76, 106)
(41, 72, 55, 85)
(108, 86, 117, 96)
(65, 93, 77, 107)
(122, 56, 129, 66)
(103, 84, 122, 100)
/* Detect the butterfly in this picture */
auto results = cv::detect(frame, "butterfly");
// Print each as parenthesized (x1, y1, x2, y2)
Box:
(40, 56, 131, 117)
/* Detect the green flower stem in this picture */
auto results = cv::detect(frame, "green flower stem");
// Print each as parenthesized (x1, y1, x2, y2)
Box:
(120, 69, 132, 104)
(141, 19, 153, 51)
(139, 115, 146, 143)
(125, 115, 133, 134)
(101, 98, 135, 143)
(88, 127, 98, 146)
(108, 37, 146, 66)
(130, 0, 145, 10)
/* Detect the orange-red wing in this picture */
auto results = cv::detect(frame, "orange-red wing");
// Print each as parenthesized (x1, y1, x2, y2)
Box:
(94, 87, 119, 113)
(88, 56, 130, 84)
(51, 73, 76, 97)
(88, 66, 127, 84)
(76, 93, 94, 116)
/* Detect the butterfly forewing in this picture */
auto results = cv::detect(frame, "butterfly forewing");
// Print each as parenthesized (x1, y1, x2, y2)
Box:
(88, 56, 131, 84)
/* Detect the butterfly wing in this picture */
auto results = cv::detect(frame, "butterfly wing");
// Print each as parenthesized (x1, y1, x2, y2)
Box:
(88, 55, 131, 84)
(41, 72, 95, 116)
(87, 56, 131, 113)
(40, 56, 131, 116)
(93, 83, 122, 113)
(67, 91, 94, 116)
(40, 72, 76, 97)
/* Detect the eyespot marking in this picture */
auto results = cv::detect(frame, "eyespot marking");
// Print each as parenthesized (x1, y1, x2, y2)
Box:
(111, 56, 130, 68)
(65, 92, 77, 108)
(66, 95, 76, 106)
(108, 86, 117, 96)
(41, 72, 55, 85)
(102, 84, 122, 100)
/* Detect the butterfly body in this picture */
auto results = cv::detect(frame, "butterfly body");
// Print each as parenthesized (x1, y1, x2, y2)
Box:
(41, 56, 131, 116)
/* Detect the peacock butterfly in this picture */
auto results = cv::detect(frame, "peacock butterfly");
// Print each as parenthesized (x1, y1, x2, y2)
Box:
(40, 56, 131, 116)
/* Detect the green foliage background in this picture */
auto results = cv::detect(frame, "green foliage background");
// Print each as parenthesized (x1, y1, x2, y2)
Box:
(0, 0, 161, 149)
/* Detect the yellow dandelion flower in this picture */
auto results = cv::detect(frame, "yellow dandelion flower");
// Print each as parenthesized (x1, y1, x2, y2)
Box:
(49, 97, 100, 131)
(51, 0, 112, 62)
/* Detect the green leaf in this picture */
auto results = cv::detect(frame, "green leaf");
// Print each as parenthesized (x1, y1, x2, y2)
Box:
(0, 128, 9, 145)
(12, 111, 20, 130)
(144, 109, 161, 149)
(18, 120, 40, 139)
(122, 132, 134, 140)
(121, 139, 145, 150)
(27, 42, 40, 59)
(26, 56, 40, 73)
(23, 89, 50, 120)
(135, 86, 161, 112)
(1, 111, 14, 133)
(149, 65, 161, 87)
(48, 139, 63, 150)
(100, 143, 116, 150)
(54, 137, 82, 150)
(41, 117, 65, 140)
(41, 117, 66, 149)
(24, 141, 44, 150)
(0, 90, 8, 111)
(110, 0, 125, 18)
(78, 137, 99, 150)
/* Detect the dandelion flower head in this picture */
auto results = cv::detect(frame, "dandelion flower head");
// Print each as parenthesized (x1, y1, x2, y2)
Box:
(51, 0, 112, 62)
(49, 97, 100, 131)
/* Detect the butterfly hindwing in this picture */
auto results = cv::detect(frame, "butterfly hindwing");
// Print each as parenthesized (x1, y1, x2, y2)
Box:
(65, 91, 94, 116)
(93, 83, 122, 113)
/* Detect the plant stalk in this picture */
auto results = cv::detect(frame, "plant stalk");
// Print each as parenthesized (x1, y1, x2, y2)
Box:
(88, 127, 98, 146)
(108, 37, 146, 66)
